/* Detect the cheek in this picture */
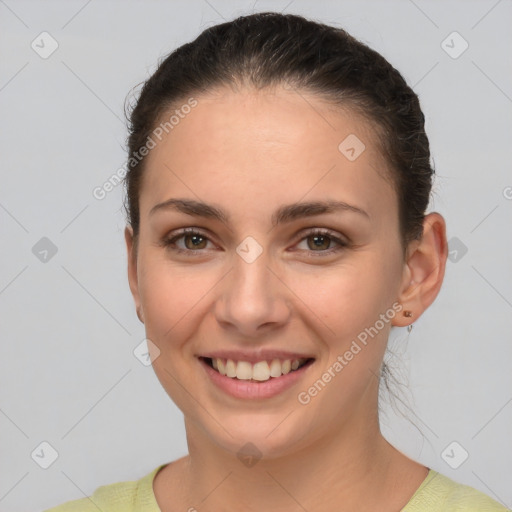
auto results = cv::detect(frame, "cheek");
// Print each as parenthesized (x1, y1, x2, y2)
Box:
(137, 254, 219, 348)
(291, 261, 388, 337)
(291, 252, 402, 385)
(136, 256, 212, 406)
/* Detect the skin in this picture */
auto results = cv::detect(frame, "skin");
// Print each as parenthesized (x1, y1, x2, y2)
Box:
(125, 85, 448, 511)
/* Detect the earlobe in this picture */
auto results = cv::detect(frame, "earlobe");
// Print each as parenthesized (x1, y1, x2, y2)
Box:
(124, 226, 144, 324)
(393, 212, 448, 327)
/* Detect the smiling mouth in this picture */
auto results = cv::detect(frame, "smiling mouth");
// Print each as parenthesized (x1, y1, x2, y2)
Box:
(200, 356, 314, 382)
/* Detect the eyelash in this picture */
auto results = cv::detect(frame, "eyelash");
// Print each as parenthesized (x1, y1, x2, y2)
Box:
(160, 227, 349, 257)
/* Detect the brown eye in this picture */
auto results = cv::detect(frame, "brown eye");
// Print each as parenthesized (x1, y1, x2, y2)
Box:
(307, 234, 332, 251)
(183, 233, 208, 250)
(294, 228, 348, 256)
(161, 229, 214, 253)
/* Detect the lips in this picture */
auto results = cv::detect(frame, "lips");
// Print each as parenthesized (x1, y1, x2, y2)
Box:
(199, 354, 315, 399)
(201, 356, 313, 382)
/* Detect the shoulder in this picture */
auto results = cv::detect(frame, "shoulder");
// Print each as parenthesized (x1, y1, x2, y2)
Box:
(42, 481, 137, 512)
(403, 469, 510, 512)
(42, 465, 166, 512)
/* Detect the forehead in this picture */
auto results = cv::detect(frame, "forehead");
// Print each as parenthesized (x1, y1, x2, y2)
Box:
(139, 86, 397, 228)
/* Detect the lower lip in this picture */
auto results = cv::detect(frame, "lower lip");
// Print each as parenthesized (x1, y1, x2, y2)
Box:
(199, 358, 314, 400)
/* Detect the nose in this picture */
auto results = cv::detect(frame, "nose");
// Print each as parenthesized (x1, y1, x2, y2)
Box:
(214, 246, 291, 337)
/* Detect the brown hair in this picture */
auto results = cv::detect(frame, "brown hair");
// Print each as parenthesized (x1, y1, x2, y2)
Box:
(124, 12, 434, 257)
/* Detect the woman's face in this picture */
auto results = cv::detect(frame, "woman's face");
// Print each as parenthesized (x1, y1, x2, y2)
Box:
(126, 86, 410, 457)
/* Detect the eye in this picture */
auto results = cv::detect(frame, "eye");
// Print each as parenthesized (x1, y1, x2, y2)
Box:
(294, 228, 348, 256)
(160, 227, 348, 257)
(161, 228, 215, 254)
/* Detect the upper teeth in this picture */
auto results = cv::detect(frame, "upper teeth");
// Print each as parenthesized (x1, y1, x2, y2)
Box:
(211, 358, 307, 381)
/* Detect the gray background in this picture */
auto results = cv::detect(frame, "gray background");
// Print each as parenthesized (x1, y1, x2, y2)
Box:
(1, 0, 511, 510)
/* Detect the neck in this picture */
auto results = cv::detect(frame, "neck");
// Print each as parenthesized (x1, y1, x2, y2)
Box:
(176, 407, 408, 511)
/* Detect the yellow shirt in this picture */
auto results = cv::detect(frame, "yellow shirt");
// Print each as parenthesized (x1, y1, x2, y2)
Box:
(43, 465, 510, 511)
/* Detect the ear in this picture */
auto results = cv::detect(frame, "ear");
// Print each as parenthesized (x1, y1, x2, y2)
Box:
(125, 226, 144, 324)
(392, 212, 448, 327)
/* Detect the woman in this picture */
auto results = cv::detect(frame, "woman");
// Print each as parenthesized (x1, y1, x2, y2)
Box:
(45, 12, 509, 512)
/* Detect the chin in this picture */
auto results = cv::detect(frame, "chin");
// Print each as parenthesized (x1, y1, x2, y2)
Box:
(198, 408, 319, 462)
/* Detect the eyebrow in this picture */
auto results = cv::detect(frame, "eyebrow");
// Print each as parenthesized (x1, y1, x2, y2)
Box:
(149, 198, 370, 226)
